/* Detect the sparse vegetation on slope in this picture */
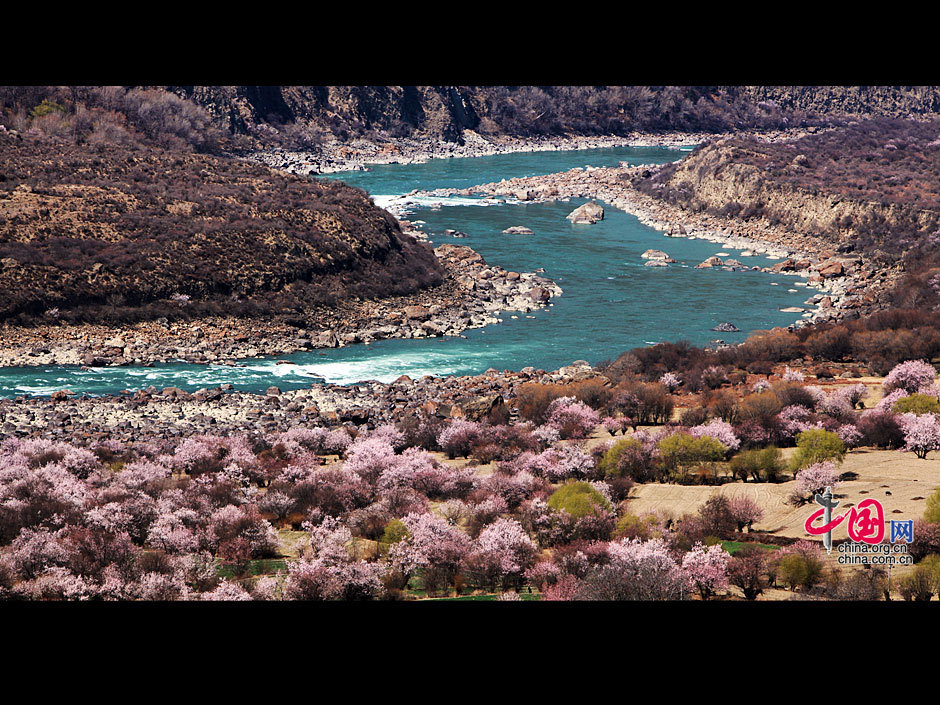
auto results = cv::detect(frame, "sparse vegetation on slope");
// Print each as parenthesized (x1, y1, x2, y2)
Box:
(0, 132, 443, 325)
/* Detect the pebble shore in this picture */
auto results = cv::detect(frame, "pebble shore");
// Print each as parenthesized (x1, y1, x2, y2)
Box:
(0, 362, 602, 443)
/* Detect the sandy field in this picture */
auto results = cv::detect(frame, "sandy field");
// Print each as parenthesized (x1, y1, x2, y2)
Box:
(624, 446, 938, 539)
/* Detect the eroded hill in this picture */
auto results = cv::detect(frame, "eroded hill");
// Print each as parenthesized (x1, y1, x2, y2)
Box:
(0, 133, 444, 325)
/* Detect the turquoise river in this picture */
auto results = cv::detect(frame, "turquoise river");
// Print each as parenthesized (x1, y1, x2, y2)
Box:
(0, 145, 818, 397)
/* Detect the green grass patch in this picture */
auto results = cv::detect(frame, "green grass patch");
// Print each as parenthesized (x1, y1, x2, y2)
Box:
(216, 558, 287, 579)
(721, 541, 782, 556)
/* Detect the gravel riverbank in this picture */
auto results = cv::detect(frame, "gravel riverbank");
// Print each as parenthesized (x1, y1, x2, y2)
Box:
(243, 128, 817, 176)
(0, 362, 601, 443)
(0, 243, 561, 369)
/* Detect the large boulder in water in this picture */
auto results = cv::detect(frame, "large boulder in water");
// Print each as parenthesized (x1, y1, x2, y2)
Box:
(528, 286, 551, 303)
(566, 200, 604, 224)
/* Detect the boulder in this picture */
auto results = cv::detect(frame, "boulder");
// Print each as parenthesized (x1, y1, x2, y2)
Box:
(502, 226, 534, 235)
(566, 200, 604, 224)
(82, 353, 107, 367)
(528, 286, 551, 303)
(818, 261, 845, 278)
(339, 407, 372, 424)
(404, 305, 431, 322)
(459, 394, 505, 422)
(667, 224, 687, 236)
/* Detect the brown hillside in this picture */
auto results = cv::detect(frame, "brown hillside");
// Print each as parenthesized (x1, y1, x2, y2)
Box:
(0, 133, 444, 324)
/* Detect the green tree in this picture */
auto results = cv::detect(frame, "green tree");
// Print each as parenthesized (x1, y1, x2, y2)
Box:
(791, 429, 846, 471)
(658, 433, 727, 475)
(597, 436, 642, 478)
(614, 512, 661, 540)
(893, 393, 940, 416)
(924, 487, 940, 524)
(729, 445, 783, 482)
(379, 519, 410, 549)
(777, 552, 823, 591)
(547, 482, 612, 519)
(29, 99, 67, 119)
(897, 555, 940, 601)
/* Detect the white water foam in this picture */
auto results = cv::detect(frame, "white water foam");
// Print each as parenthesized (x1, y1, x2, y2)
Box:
(13, 384, 64, 395)
(372, 194, 504, 213)
(240, 347, 496, 385)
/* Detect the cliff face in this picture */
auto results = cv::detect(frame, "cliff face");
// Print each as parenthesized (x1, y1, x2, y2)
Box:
(639, 117, 940, 264)
(661, 139, 940, 249)
(8, 86, 940, 153)
(168, 85, 481, 141)
(163, 86, 940, 144)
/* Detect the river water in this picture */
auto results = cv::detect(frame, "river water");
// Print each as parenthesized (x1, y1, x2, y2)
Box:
(0, 145, 816, 397)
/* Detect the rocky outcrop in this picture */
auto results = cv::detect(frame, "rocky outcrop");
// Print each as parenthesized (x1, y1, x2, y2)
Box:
(171, 85, 481, 143)
(817, 260, 845, 278)
(566, 200, 605, 224)
(0, 133, 445, 324)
